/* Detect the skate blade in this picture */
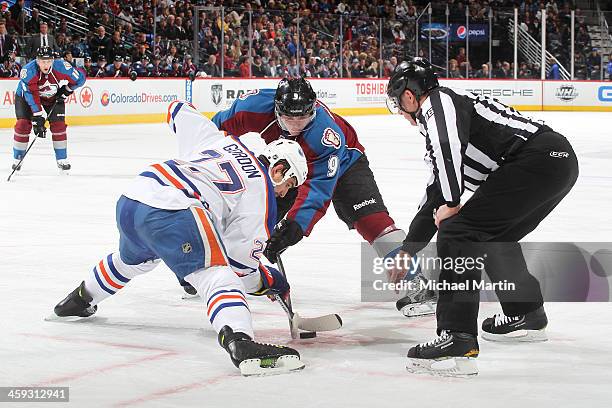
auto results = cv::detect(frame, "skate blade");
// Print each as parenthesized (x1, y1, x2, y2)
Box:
(406, 356, 478, 377)
(44, 313, 96, 322)
(58, 170, 70, 176)
(239, 355, 305, 377)
(399, 302, 436, 318)
(481, 329, 548, 343)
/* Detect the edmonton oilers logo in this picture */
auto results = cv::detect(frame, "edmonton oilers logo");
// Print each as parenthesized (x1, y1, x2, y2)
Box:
(101, 91, 110, 106)
(457, 25, 467, 39)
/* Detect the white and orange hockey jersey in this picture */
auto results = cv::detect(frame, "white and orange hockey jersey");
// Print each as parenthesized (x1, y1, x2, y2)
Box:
(122, 101, 277, 288)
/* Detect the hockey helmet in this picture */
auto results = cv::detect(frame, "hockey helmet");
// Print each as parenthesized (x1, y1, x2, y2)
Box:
(36, 46, 54, 60)
(386, 57, 438, 114)
(275, 77, 316, 117)
(262, 139, 308, 187)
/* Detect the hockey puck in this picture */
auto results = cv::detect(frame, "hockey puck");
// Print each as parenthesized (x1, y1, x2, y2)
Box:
(299, 331, 317, 339)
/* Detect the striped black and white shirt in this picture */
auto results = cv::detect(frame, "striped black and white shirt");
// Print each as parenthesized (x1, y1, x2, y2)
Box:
(402, 86, 549, 255)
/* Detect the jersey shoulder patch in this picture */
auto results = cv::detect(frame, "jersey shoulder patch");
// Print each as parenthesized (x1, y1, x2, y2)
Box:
(63, 61, 72, 70)
(321, 127, 341, 149)
(20, 68, 27, 79)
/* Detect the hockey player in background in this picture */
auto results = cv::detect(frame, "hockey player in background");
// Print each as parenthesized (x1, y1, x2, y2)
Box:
(12, 46, 85, 172)
(386, 58, 579, 376)
(51, 101, 308, 376)
(212, 78, 408, 272)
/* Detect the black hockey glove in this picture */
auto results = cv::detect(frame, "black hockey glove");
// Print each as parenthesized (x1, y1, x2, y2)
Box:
(264, 219, 304, 263)
(32, 112, 47, 138)
(57, 85, 74, 102)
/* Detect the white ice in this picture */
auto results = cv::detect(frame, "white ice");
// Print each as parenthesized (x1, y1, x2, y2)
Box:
(1, 112, 611, 407)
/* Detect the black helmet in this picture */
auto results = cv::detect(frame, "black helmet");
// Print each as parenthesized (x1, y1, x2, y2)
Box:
(274, 77, 316, 117)
(36, 46, 54, 59)
(387, 57, 438, 111)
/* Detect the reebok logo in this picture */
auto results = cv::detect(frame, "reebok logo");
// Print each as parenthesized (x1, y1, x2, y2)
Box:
(550, 151, 569, 158)
(353, 198, 376, 211)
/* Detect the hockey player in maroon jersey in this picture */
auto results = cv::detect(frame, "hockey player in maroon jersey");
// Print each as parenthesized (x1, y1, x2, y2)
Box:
(12, 46, 85, 172)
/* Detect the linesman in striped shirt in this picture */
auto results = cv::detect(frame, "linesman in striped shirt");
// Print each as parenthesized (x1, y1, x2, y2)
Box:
(386, 58, 579, 376)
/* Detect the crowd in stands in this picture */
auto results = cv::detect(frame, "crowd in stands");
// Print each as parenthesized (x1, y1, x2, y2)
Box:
(0, 0, 609, 80)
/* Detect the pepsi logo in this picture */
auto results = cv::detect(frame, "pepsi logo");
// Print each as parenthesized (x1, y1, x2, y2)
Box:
(456, 26, 467, 39)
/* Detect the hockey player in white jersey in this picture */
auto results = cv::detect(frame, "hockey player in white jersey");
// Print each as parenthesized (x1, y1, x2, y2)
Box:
(51, 101, 308, 376)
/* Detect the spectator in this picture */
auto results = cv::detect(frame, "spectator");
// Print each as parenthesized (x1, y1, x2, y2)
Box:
(23, 7, 42, 34)
(448, 59, 463, 78)
(110, 31, 126, 60)
(587, 48, 601, 79)
(202, 54, 221, 77)
(252, 55, 266, 77)
(475, 63, 490, 78)
(70, 34, 89, 58)
(89, 26, 111, 62)
(0, 53, 20, 78)
(608, 55, 612, 81)
(27, 21, 57, 59)
(287, 57, 299, 77)
(455, 47, 467, 67)
(239, 56, 251, 77)
(547, 58, 560, 80)
(182, 54, 197, 77)
(0, 20, 16, 61)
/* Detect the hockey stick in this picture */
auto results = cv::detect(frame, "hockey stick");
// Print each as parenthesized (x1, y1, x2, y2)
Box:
(7, 102, 58, 182)
(274, 254, 343, 339)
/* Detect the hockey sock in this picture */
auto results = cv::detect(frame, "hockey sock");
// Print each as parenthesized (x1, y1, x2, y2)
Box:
(184, 265, 253, 339)
(83, 253, 160, 305)
(50, 122, 68, 160)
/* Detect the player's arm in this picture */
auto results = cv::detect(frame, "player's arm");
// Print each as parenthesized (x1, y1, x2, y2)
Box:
(286, 129, 345, 236)
(401, 174, 445, 255)
(54, 59, 86, 91)
(211, 90, 273, 136)
(421, 90, 468, 208)
(167, 100, 224, 159)
(20, 67, 43, 114)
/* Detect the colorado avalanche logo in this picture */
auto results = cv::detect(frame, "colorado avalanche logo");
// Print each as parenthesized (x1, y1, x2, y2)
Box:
(321, 128, 341, 149)
(39, 80, 59, 98)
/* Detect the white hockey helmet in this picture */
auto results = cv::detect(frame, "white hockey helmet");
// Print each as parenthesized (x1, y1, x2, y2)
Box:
(262, 139, 308, 187)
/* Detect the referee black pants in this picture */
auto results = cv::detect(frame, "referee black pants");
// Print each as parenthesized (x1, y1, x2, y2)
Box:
(436, 131, 579, 335)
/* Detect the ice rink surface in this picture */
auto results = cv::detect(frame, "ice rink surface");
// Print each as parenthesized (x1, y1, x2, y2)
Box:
(1, 111, 611, 407)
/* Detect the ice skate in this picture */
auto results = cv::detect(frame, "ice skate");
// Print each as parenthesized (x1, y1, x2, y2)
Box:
(11, 160, 22, 171)
(481, 306, 548, 342)
(47, 281, 97, 321)
(406, 330, 479, 377)
(218, 326, 304, 376)
(57, 159, 71, 174)
(396, 273, 437, 317)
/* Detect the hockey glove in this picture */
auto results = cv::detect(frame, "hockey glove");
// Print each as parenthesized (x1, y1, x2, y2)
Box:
(57, 85, 74, 102)
(264, 219, 304, 263)
(251, 264, 290, 298)
(32, 111, 47, 138)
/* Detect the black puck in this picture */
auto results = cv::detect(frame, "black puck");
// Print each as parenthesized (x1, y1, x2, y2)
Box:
(299, 331, 317, 339)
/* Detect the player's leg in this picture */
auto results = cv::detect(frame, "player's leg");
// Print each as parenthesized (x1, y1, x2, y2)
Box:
(153, 205, 302, 375)
(53, 196, 162, 318)
(48, 102, 71, 171)
(12, 95, 33, 170)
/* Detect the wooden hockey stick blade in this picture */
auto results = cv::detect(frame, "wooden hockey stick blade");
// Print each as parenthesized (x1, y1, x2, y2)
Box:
(293, 312, 343, 332)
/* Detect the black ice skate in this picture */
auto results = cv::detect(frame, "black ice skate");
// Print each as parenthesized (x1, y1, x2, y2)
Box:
(396, 273, 437, 317)
(481, 306, 548, 342)
(218, 326, 304, 376)
(11, 160, 22, 171)
(57, 159, 71, 173)
(180, 281, 199, 299)
(50, 281, 97, 320)
(406, 331, 479, 377)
